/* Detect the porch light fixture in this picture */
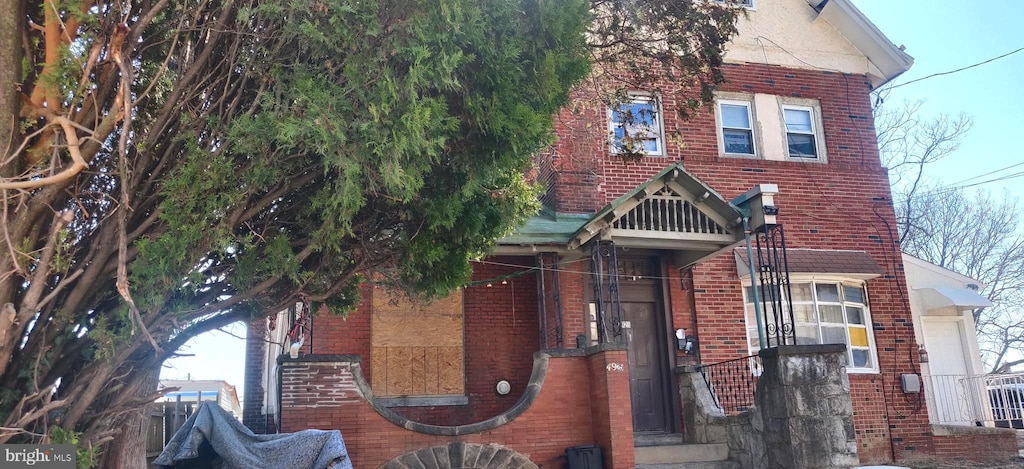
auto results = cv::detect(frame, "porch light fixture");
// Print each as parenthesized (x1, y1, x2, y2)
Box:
(762, 205, 779, 216)
(675, 329, 696, 354)
(496, 380, 511, 395)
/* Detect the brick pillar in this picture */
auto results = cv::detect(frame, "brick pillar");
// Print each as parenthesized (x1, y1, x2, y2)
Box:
(587, 346, 635, 469)
(243, 319, 268, 433)
(757, 345, 859, 469)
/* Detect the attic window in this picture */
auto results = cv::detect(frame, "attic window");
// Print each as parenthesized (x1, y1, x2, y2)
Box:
(609, 96, 665, 156)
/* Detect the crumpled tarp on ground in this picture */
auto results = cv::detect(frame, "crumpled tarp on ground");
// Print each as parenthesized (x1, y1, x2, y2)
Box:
(153, 402, 352, 469)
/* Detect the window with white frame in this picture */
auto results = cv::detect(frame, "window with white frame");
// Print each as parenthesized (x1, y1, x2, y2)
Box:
(609, 96, 664, 156)
(714, 0, 754, 7)
(743, 280, 876, 372)
(782, 105, 819, 159)
(718, 100, 756, 156)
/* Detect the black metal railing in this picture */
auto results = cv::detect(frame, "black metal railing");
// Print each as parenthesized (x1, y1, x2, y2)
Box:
(697, 354, 763, 414)
(754, 224, 796, 347)
(590, 240, 623, 344)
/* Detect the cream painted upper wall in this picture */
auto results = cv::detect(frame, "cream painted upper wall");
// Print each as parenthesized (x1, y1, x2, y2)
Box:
(726, 0, 871, 75)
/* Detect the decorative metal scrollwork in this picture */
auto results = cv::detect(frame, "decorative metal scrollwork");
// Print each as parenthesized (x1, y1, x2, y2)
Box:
(754, 224, 796, 347)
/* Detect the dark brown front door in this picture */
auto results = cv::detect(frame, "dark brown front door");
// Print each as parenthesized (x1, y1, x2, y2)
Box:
(623, 301, 670, 433)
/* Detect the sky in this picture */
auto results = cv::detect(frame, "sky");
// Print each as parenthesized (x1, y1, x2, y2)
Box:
(852, 0, 1024, 197)
(161, 1, 1024, 398)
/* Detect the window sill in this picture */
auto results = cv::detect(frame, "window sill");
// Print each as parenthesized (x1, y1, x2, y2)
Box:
(846, 367, 880, 375)
(376, 395, 469, 407)
(785, 155, 827, 164)
(720, 152, 760, 159)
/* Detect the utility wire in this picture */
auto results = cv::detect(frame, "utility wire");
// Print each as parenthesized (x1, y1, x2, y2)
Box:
(887, 45, 1024, 90)
(945, 160, 1024, 187)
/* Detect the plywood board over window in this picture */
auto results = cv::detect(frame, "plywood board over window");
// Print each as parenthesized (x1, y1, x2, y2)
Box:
(371, 287, 464, 397)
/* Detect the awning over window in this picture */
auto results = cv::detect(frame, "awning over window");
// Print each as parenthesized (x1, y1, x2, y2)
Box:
(917, 287, 992, 310)
(734, 248, 884, 280)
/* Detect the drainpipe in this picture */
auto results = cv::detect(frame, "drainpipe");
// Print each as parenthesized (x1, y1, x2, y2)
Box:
(744, 217, 766, 350)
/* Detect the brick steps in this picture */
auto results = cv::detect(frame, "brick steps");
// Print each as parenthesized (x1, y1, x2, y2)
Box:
(634, 443, 729, 465)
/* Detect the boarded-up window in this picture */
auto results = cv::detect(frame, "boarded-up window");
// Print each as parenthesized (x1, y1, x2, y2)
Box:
(370, 287, 464, 397)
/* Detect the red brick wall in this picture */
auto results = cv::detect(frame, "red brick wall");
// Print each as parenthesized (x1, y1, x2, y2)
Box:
(398, 257, 540, 424)
(278, 354, 622, 469)
(586, 349, 635, 469)
(543, 63, 935, 463)
(306, 257, 539, 427)
(932, 429, 1019, 463)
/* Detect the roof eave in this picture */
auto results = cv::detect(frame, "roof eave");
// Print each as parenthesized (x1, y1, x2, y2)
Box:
(807, 0, 914, 88)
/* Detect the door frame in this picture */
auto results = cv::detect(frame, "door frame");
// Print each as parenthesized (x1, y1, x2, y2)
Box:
(658, 256, 682, 434)
(617, 255, 677, 435)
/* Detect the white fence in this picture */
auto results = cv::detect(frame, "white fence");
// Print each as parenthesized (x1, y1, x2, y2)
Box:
(924, 373, 1024, 428)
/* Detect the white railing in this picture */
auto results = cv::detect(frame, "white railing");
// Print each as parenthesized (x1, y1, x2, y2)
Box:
(923, 373, 1024, 428)
(612, 196, 726, 234)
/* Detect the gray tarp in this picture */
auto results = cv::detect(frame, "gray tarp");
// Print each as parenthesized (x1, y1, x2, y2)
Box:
(153, 403, 352, 469)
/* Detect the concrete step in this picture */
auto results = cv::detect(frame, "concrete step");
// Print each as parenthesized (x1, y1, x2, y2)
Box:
(634, 433, 685, 447)
(636, 462, 739, 469)
(634, 444, 729, 465)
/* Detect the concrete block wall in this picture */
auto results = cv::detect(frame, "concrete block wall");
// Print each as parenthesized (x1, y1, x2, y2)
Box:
(678, 345, 859, 469)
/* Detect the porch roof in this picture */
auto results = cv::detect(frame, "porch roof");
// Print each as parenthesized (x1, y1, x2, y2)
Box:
(734, 248, 884, 280)
(496, 209, 590, 245)
(568, 163, 745, 251)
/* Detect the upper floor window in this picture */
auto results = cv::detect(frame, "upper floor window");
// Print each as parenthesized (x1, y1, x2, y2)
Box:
(715, 93, 827, 162)
(715, 0, 754, 7)
(718, 100, 756, 156)
(609, 96, 664, 156)
(783, 106, 819, 159)
(743, 280, 877, 373)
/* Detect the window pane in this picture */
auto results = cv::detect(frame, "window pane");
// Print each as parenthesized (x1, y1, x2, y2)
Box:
(614, 102, 655, 126)
(796, 325, 819, 345)
(784, 108, 813, 132)
(748, 332, 761, 349)
(790, 283, 812, 302)
(819, 305, 844, 323)
(816, 283, 840, 302)
(793, 304, 814, 323)
(849, 326, 869, 347)
(721, 104, 751, 128)
(843, 285, 865, 304)
(724, 129, 754, 154)
(852, 349, 871, 368)
(821, 326, 847, 345)
(847, 306, 865, 325)
(642, 137, 660, 153)
(787, 133, 817, 157)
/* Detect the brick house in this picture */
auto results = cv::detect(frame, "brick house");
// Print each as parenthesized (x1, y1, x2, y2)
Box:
(243, 0, 1020, 467)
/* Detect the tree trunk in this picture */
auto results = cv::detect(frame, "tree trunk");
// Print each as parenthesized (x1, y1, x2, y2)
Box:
(0, 0, 21, 179)
(98, 367, 160, 469)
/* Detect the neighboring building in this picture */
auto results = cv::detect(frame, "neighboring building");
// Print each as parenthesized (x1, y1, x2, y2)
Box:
(902, 254, 996, 425)
(159, 379, 243, 419)
(244, 0, 1020, 467)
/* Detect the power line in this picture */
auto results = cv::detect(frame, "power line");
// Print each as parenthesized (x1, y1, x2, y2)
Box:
(945, 160, 1024, 187)
(925, 170, 1024, 197)
(888, 45, 1024, 90)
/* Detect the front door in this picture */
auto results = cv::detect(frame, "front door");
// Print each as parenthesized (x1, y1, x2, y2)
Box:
(623, 300, 671, 433)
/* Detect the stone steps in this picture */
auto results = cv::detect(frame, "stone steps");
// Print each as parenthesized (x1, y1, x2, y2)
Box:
(634, 443, 729, 465)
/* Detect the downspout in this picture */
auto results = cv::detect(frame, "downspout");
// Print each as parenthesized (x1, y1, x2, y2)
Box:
(744, 217, 767, 349)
